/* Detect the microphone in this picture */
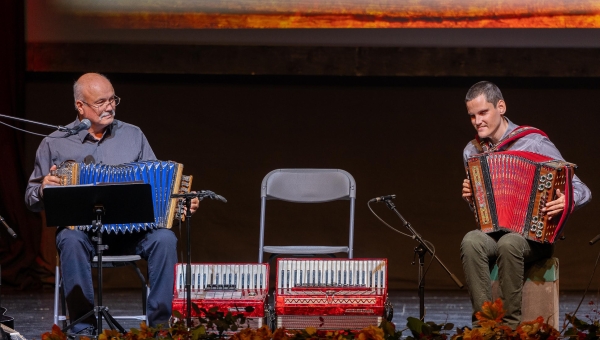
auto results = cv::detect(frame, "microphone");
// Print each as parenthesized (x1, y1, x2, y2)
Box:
(0, 215, 17, 239)
(65, 119, 91, 136)
(203, 191, 227, 203)
(589, 234, 600, 245)
(172, 190, 227, 203)
(213, 194, 227, 203)
(369, 194, 396, 203)
(83, 155, 95, 165)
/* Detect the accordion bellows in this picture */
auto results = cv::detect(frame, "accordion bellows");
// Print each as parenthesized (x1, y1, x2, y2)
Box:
(53, 160, 191, 234)
(467, 151, 575, 244)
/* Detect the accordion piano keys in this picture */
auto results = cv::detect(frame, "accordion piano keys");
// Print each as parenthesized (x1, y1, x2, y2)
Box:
(274, 258, 390, 330)
(171, 263, 268, 332)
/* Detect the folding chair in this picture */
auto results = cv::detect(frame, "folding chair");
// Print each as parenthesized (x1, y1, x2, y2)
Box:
(53, 255, 148, 328)
(258, 169, 356, 263)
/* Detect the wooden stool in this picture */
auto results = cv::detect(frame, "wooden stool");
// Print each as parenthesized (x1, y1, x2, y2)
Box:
(491, 257, 559, 327)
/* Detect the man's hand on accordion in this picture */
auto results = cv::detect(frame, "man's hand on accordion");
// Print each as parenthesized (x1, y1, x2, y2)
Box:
(189, 197, 199, 215)
(462, 179, 474, 204)
(543, 189, 565, 221)
(40, 165, 60, 198)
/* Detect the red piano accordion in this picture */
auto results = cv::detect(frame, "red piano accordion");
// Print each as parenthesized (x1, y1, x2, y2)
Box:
(275, 258, 391, 331)
(172, 263, 268, 332)
(466, 150, 576, 244)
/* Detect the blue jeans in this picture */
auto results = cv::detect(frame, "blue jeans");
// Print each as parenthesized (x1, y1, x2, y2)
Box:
(56, 227, 178, 332)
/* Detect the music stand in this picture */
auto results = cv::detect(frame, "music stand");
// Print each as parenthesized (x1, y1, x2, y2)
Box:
(44, 183, 155, 335)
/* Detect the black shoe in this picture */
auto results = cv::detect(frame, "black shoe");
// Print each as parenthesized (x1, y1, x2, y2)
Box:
(67, 326, 96, 340)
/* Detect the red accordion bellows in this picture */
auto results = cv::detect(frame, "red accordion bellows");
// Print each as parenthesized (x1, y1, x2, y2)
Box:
(467, 151, 576, 244)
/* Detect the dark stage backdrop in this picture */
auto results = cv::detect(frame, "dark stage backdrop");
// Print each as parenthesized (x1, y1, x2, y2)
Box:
(21, 74, 600, 290)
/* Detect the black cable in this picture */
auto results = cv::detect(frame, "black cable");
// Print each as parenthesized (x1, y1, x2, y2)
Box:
(418, 239, 436, 289)
(0, 120, 67, 138)
(368, 201, 437, 320)
(367, 201, 412, 239)
(560, 248, 600, 334)
(0, 120, 50, 137)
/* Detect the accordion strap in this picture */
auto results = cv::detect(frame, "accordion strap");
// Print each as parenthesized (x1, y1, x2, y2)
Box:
(474, 126, 548, 153)
(469, 139, 485, 153)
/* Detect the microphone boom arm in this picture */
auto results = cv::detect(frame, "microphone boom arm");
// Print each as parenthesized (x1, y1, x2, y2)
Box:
(383, 199, 463, 288)
(171, 190, 227, 203)
(0, 113, 71, 132)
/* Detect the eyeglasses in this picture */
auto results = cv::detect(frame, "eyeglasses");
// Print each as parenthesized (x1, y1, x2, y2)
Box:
(81, 95, 121, 110)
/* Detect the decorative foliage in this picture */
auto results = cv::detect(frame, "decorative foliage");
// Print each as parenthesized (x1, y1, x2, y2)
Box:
(42, 298, 600, 340)
(475, 299, 505, 324)
(405, 316, 453, 340)
(42, 317, 402, 340)
(451, 299, 560, 340)
(563, 301, 600, 340)
(41, 325, 67, 340)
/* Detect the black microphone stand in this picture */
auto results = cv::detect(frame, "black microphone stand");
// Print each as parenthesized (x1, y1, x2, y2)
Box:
(64, 206, 126, 335)
(169, 190, 226, 328)
(383, 199, 463, 320)
(0, 113, 72, 133)
(0, 214, 16, 332)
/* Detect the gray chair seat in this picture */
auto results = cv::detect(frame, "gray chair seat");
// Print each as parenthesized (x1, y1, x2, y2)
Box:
(92, 255, 142, 267)
(263, 246, 349, 254)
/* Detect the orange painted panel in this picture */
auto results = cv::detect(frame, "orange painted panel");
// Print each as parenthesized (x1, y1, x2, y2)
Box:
(51, 0, 600, 28)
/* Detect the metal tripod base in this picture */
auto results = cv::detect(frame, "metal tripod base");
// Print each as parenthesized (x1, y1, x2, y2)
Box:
(63, 305, 126, 336)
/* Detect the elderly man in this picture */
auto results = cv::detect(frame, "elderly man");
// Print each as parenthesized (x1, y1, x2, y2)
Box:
(460, 81, 591, 329)
(25, 73, 198, 336)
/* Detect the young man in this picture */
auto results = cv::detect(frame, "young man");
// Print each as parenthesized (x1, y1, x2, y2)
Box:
(25, 73, 199, 336)
(460, 81, 591, 329)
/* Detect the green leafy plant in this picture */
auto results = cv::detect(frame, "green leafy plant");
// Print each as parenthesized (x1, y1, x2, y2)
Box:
(405, 316, 454, 340)
(564, 300, 600, 340)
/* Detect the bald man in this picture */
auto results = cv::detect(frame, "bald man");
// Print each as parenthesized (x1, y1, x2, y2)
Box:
(25, 73, 198, 336)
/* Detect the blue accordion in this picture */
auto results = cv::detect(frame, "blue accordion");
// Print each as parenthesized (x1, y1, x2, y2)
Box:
(53, 160, 192, 233)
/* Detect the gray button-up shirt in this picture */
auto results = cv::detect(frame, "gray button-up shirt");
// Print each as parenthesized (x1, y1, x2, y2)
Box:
(463, 117, 591, 209)
(25, 119, 156, 212)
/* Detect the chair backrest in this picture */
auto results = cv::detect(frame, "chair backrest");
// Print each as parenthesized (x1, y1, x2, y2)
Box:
(258, 169, 356, 262)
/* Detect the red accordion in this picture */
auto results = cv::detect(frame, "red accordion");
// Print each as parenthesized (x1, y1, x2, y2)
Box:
(466, 150, 576, 244)
(171, 263, 268, 331)
(274, 258, 390, 331)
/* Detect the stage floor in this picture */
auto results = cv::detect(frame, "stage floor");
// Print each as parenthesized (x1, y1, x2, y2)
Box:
(2, 288, 595, 339)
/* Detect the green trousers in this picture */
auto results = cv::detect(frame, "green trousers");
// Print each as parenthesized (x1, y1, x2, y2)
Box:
(460, 230, 553, 329)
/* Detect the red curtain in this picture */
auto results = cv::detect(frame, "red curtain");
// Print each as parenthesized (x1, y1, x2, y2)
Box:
(0, 0, 44, 289)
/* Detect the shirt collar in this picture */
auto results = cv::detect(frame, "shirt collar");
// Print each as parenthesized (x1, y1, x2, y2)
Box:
(499, 116, 518, 140)
(72, 118, 117, 143)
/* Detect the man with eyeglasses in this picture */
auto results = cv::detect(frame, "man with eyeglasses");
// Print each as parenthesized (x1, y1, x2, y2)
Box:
(24, 73, 199, 336)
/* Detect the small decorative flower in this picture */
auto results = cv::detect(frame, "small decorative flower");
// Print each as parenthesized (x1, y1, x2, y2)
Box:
(41, 325, 67, 340)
